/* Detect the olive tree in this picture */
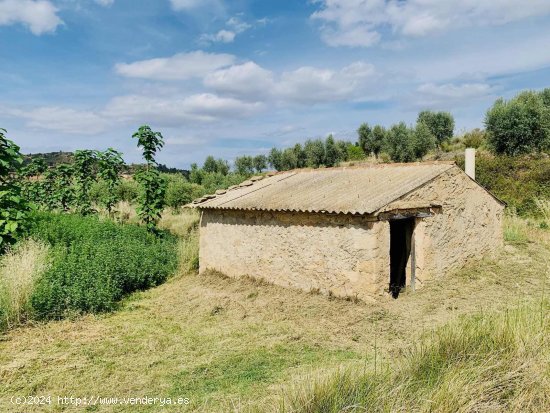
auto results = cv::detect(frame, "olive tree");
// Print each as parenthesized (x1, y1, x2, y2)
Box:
(417, 111, 455, 146)
(385, 122, 415, 162)
(485, 91, 550, 155)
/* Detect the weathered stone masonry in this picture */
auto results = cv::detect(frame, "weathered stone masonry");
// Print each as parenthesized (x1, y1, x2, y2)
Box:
(197, 164, 504, 299)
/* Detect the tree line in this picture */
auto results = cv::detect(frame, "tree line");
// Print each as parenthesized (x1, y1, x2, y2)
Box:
(191, 87, 550, 178)
(192, 109, 455, 177)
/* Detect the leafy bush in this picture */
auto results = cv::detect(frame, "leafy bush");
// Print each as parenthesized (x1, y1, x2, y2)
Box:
(164, 175, 204, 210)
(29, 212, 178, 319)
(456, 153, 550, 216)
(89, 180, 110, 205)
(461, 128, 487, 149)
(116, 178, 140, 202)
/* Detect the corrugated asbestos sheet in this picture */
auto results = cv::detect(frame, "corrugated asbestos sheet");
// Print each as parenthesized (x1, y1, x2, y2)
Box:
(193, 163, 455, 215)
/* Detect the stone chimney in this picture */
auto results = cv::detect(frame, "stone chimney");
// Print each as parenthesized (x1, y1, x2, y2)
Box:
(465, 148, 475, 180)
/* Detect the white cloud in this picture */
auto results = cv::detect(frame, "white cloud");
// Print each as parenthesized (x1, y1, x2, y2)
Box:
(312, 0, 550, 47)
(169, 0, 223, 12)
(199, 16, 254, 45)
(199, 29, 236, 44)
(202, 60, 377, 104)
(226, 17, 251, 33)
(115, 51, 236, 81)
(94, 0, 114, 6)
(104, 93, 264, 125)
(6, 106, 108, 135)
(0, 0, 62, 35)
(408, 82, 493, 110)
(275, 61, 377, 104)
(203, 62, 275, 100)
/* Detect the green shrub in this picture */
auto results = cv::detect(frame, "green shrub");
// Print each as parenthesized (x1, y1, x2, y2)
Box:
(456, 153, 550, 216)
(164, 175, 204, 210)
(116, 179, 140, 202)
(28, 212, 178, 319)
(89, 180, 110, 205)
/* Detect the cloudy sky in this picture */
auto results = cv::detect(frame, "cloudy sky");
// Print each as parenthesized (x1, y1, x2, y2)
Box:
(1, 0, 550, 168)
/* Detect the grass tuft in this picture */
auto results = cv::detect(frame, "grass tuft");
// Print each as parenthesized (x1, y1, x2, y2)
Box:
(272, 301, 550, 413)
(0, 239, 50, 331)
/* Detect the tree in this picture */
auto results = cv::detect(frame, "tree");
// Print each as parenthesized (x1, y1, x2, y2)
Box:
(253, 154, 268, 173)
(324, 134, 342, 167)
(189, 163, 204, 184)
(346, 144, 365, 161)
(21, 157, 47, 206)
(412, 122, 436, 159)
(73, 150, 97, 215)
(337, 140, 350, 162)
(0, 128, 30, 250)
(385, 122, 415, 162)
(485, 91, 550, 155)
(304, 139, 325, 167)
(293, 143, 307, 168)
(215, 159, 230, 175)
(97, 148, 125, 213)
(54, 164, 75, 211)
(132, 125, 166, 233)
(203, 156, 218, 173)
(371, 125, 387, 158)
(539, 88, 550, 107)
(280, 148, 298, 171)
(417, 111, 455, 146)
(234, 155, 254, 175)
(268, 148, 283, 171)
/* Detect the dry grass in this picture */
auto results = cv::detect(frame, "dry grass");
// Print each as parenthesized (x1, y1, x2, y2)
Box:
(0, 239, 50, 331)
(267, 301, 549, 413)
(535, 198, 550, 222)
(0, 218, 548, 412)
(159, 208, 200, 237)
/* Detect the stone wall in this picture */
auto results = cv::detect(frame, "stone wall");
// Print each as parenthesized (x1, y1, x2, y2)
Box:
(199, 166, 504, 299)
(199, 210, 390, 300)
(384, 166, 504, 287)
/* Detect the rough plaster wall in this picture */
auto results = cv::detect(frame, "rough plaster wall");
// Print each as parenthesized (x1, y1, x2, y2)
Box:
(199, 210, 390, 299)
(384, 167, 504, 285)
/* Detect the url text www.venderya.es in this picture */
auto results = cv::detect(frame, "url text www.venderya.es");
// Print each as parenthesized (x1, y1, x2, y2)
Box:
(10, 395, 190, 407)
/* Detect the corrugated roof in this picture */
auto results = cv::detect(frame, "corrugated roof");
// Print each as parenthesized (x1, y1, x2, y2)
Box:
(192, 162, 456, 215)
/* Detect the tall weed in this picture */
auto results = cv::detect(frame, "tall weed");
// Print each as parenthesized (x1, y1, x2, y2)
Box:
(0, 239, 49, 331)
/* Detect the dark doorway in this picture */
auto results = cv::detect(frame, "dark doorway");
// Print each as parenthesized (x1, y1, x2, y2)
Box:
(389, 218, 415, 299)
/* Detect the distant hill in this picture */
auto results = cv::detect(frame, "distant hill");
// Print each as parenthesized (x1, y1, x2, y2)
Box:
(24, 152, 189, 178)
(24, 151, 74, 167)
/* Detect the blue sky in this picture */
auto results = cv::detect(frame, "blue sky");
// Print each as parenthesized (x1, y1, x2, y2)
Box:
(1, 0, 550, 168)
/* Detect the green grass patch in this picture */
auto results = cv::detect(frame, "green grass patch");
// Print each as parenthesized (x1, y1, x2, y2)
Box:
(28, 212, 179, 319)
(172, 344, 358, 405)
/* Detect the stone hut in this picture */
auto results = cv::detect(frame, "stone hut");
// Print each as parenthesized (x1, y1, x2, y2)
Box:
(191, 161, 504, 299)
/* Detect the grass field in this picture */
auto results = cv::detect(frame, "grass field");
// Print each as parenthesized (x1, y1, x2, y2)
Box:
(0, 213, 548, 412)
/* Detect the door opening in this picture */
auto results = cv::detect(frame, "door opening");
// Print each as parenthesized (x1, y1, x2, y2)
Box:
(389, 218, 415, 299)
